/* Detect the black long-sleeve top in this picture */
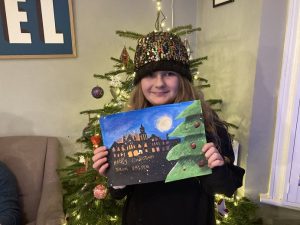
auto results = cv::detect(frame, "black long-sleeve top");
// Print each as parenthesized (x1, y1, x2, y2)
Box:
(0, 162, 21, 225)
(109, 124, 244, 225)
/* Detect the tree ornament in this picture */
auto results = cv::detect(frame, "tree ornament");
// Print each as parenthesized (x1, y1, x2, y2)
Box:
(91, 86, 104, 99)
(93, 184, 108, 199)
(183, 38, 192, 59)
(110, 87, 120, 99)
(120, 46, 130, 66)
(109, 75, 122, 87)
(76, 156, 87, 175)
(75, 167, 86, 175)
(90, 134, 101, 149)
(216, 198, 229, 217)
(82, 126, 93, 139)
(190, 143, 196, 149)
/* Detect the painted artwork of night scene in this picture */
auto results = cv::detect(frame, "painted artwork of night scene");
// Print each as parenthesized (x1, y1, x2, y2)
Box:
(99, 100, 212, 186)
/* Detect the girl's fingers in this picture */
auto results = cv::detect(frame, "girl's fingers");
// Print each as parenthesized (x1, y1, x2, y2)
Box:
(202, 142, 224, 168)
(92, 146, 110, 176)
(209, 159, 224, 168)
(202, 142, 215, 153)
(98, 162, 109, 176)
(92, 150, 108, 162)
(207, 152, 224, 168)
(92, 156, 108, 170)
(94, 146, 107, 154)
(202, 142, 217, 159)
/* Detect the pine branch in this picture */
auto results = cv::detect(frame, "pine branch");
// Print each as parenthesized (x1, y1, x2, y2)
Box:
(190, 68, 201, 74)
(170, 25, 193, 33)
(224, 121, 239, 129)
(175, 27, 202, 36)
(80, 109, 102, 115)
(190, 62, 203, 68)
(199, 84, 211, 88)
(110, 57, 122, 63)
(93, 74, 112, 81)
(128, 46, 136, 52)
(190, 56, 208, 65)
(206, 99, 223, 105)
(199, 77, 208, 82)
(116, 30, 144, 40)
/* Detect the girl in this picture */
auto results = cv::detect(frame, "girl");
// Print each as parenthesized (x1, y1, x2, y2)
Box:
(93, 31, 244, 225)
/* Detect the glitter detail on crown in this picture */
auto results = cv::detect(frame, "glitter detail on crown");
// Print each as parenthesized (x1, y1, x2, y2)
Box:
(134, 32, 189, 70)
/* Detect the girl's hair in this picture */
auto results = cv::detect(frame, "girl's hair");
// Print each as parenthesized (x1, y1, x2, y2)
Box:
(126, 75, 227, 150)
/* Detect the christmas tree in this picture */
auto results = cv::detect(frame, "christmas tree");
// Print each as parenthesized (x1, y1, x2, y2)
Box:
(165, 100, 211, 182)
(59, 1, 261, 225)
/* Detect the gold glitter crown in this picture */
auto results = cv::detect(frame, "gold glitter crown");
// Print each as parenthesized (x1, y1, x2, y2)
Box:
(133, 31, 191, 84)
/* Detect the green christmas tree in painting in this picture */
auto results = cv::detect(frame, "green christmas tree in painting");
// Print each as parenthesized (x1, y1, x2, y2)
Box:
(165, 100, 211, 182)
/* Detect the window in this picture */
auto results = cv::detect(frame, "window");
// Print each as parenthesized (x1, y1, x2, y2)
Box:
(286, 101, 300, 206)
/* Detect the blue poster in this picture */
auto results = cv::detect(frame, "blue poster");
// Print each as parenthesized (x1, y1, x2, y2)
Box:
(0, 0, 76, 57)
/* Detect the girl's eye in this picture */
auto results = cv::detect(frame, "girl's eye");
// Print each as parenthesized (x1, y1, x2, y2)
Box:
(165, 71, 177, 76)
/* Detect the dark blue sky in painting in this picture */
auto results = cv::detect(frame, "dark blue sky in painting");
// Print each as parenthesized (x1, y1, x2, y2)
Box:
(100, 101, 195, 147)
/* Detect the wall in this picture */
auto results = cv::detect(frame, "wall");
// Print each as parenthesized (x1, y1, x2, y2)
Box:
(196, 0, 262, 182)
(246, 0, 288, 200)
(0, 0, 196, 161)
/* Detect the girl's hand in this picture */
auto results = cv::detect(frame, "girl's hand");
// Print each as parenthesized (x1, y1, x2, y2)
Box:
(92, 146, 109, 176)
(202, 142, 224, 168)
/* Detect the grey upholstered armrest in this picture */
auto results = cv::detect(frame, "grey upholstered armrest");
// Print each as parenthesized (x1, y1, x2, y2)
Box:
(36, 137, 65, 225)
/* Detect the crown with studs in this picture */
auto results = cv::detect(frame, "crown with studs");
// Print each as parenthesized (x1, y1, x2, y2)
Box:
(133, 31, 191, 84)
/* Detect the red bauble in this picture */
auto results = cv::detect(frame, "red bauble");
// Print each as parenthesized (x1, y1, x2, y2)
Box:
(93, 184, 108, 199)
(91, 134, 101, 147)
(75, 167, 86, 175)
(91, 86, 104, 99)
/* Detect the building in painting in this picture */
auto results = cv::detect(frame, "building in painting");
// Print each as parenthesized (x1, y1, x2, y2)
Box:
(110, 125, 180, 158)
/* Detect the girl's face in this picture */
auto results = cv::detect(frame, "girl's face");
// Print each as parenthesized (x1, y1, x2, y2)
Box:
(140, 70, 180, 106)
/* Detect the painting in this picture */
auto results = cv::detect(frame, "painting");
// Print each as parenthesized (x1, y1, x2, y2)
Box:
(213, 0, 234, 8)
(0, 0, 76, 58)
(100, 100, 211, 186)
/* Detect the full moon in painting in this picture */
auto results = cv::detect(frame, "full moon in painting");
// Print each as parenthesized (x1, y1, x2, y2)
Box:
(156, 116, 173, 132)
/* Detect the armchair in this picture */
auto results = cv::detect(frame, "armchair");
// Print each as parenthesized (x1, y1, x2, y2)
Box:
(0, 136, 65, 225)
